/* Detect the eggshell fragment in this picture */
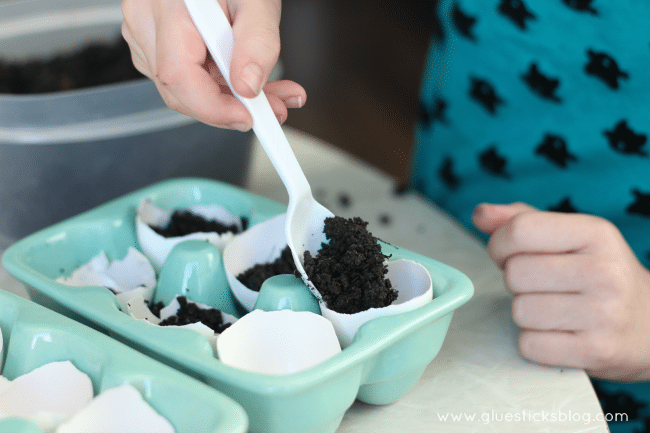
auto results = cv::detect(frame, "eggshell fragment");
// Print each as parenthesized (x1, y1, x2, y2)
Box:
(0, 361, 93, 427)
(158, 296, 238, 326)
(56, 384, 175, 433)
(56, 248, 155, 295)
(137, 200, 243, 271)
(320, 259, 433, 348)
(223, 213, 288, 311)
(115, 285, 156, 313)
(217, 309, 341, 375)
(122, 295, 237, 355)
(122, 294, 162, 325)
(158, 296, 238, 355)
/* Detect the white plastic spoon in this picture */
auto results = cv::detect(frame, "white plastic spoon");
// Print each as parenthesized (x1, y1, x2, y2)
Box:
(183, 0, 333, 301)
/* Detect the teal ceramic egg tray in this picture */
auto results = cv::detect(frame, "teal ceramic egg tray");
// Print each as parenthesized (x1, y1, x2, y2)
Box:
(0, 289, 248, 433)
(3, 178, 474, 433)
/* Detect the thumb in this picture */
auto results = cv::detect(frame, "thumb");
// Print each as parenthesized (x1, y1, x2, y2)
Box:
(227, 0, 281, 98)
(472, 202, 538, 235)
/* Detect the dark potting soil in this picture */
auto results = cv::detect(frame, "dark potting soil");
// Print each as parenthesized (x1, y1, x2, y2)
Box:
(236, 246, 297, 292)
(0, 36, 143, 94)
(152, 210, 248, 238)
(303, 216, 397, 314)
(148, 296, 232, 334)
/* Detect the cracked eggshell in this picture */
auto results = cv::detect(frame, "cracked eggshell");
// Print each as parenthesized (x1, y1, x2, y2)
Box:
(0, 361, 93, 428)
(223, 213, 287, 312)
(122, 294, 161, 325)
(123, 295, 237, 356)
(216, 309, 341, 375)
(158, 296, 238, 325)
(320, 259, 433, 348)
(159, 296, 238, 355)
(137, 200, 243, 271)
(56, 384, 175, 433)
(56, 248, 155, 295)
(115, 285, 156, 314)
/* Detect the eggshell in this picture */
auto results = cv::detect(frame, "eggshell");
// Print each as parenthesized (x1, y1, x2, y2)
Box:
(115, 285, 156, 313)
(56, 384, 175, 433)
(217, 309, 341, 375)
(320, 259, 433, 348)
(57, 248, 155, 294)
(122, 294, 162, 325)
(0, 361, 93, 426)
(158, 296, 237, 326)
(123, 295, 237, 355)
(158, 296, 238, 354)
(137, 200, 243, 271)
(222, 213, 288, 311)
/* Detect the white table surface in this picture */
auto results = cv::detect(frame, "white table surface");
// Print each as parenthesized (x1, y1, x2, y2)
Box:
(246, 127, 609, 433)
(0, 126, 608, 432)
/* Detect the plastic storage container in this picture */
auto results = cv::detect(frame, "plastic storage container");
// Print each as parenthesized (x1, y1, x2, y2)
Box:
(0, 288, 249, 433)
(0, 0, 254, 241)
(3, 178, 474, 433)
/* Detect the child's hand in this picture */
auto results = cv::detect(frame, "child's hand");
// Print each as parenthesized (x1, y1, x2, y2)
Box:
(121, 0, 306, 131)
(472, 202, 650, 382)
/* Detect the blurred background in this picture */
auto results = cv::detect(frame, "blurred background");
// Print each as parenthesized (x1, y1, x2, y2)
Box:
(279, 0, 437, 185)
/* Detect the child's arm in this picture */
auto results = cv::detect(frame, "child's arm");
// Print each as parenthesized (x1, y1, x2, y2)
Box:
(121, 0, 306, 131)
(473, 203, 650, 382)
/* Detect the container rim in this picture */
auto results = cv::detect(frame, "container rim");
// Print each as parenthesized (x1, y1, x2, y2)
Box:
(0, 3, 122, 40)
(0, 107, 196, 144)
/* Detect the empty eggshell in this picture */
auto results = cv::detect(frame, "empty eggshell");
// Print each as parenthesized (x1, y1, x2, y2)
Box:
(0, 361, 93, 427)
(320, 259, 433, 348)
(57, 248, 155, 295)
(122, 294, 162, 325)
(137, 200, 243, 271)
(223, 213, 288, 311)
(115, 285, 156, 314)
(217, 309, 341, 375)
(56, 384, 175, 433)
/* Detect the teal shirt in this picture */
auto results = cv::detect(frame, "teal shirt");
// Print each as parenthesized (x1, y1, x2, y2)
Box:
(412, 0, 650, 268)
(412, 1, 650, 430)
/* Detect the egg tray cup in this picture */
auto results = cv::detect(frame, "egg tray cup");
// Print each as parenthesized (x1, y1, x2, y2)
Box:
(0, 289, 248, 433)
(3, 178, 474, 433)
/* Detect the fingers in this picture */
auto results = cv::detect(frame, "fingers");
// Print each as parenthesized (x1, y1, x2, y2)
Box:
(228, 0, 282, 98)
(121, 24, 151, 77)
(472, 202, 536, 234)
(121, 0, 306, 130)
(154, 1, 252, 129)
(487, 211, 605, 268)
(263, 80, 307, 109)
(503, 253, 598, 295)
(519, 330, 600, 369)
(512, 292, 623, 331)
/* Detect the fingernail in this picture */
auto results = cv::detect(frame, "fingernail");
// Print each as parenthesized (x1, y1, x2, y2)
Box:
(231, 122, 251, 132)
(285, 96, 303, 108)
(242, 63, 263, 95)
(277, 115, 284, 124)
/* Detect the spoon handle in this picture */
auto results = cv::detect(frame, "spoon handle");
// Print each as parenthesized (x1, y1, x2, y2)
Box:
(183, 0, 311, 198)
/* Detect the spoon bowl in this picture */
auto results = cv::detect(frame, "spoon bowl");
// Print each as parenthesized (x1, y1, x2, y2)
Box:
(183, 0, 333, 300)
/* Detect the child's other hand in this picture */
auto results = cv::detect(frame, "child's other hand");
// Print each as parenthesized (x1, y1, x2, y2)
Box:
(472, 202, 650, 382)
(121, 0, 306, 131)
